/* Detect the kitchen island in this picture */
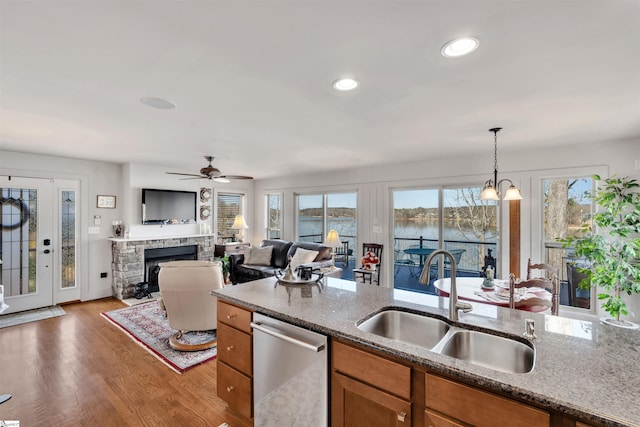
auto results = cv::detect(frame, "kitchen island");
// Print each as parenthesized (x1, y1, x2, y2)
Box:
(212, 277, 639, 427)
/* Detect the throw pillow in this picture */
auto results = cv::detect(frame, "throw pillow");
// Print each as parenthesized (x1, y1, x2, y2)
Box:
(290, 247, 319, 270)
(245, 246, 273, 266)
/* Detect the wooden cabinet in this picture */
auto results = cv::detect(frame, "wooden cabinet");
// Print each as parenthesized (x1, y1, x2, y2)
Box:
(332, 340, 412, 427)
(332, 338, 552, 427)
(424, 373, 550, 427)
(216, 300, 253, 420)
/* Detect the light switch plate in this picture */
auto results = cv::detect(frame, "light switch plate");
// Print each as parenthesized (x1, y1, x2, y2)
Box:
(88, 227, 100, 235)
(372, 226, 382, 233)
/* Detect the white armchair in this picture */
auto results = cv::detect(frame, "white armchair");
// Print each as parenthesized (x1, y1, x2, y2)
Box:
(158, 260, 224, 351)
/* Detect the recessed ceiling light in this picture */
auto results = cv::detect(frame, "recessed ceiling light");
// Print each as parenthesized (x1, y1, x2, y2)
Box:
(441, 37, 479, 58)
(140, 97, 177, 109)
(332, 78, 359, 91)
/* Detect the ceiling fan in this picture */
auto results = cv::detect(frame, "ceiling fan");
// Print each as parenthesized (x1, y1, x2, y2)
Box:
(166, 155, 253, 183)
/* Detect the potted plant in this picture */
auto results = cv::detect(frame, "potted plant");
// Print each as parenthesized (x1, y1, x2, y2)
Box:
(215, 254, 231, 284)
(561, 174, 640, 328)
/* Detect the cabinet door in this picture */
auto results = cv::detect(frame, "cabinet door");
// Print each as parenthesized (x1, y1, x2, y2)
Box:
(332, 372, 411, 427)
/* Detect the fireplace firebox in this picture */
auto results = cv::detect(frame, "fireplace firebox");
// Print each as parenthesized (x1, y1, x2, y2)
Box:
(144, 245, 198, 293)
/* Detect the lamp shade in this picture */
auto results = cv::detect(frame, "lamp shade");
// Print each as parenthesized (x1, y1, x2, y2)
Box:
(503, 185, 523, 200)
(479, 186, 499, 201)
(231, 214, 249, 230)
(323, 230, 341, 248)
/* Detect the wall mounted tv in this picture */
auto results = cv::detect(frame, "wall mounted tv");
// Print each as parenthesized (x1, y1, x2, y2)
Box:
(142, 188, 197, 225)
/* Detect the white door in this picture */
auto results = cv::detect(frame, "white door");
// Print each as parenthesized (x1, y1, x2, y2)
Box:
(0, 176, 54, 314)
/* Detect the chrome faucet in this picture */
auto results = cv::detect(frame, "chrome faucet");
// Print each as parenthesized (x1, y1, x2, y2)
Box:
(419, 249, 473, 322)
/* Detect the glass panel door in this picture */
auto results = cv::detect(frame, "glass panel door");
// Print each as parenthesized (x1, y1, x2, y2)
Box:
(0, 176, 53, 314)
(392, 189, 440, 292)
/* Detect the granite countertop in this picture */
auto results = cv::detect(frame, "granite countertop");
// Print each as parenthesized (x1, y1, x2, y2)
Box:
(212, 277, 640, 427)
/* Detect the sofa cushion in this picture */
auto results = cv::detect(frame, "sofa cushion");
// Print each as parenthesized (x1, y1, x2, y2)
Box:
(287, 242, 331, 262)
(245, 246, 273, 266)
(261, 239, 294, 269)
(290, 248, 320, 270)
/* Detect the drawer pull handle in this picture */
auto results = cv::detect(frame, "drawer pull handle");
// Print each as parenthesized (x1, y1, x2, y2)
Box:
(226, 346, 234, 352)
(397, 412, 406, 422)
(226, 386, 234, 393)
(226, 314, 236, 320)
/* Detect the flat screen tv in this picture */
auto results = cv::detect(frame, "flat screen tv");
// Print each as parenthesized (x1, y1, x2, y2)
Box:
(142, 188, 197, 224)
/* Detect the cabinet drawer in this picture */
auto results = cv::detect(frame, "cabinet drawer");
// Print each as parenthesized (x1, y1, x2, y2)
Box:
(425, 374, 549, 427)
(333, 340, 411, 400)
(217, 361, 252, 419)
(217, 322, 252, 375)
(218, 300, 252, 333)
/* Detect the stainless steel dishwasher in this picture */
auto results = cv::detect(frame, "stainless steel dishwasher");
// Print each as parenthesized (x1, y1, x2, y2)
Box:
(251, 312, 328, 426)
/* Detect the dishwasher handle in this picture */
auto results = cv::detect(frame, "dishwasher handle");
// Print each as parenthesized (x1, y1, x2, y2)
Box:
(251, 321, 325, 352)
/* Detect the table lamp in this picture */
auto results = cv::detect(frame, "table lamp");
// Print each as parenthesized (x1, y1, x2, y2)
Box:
(323, 230, 342, 270)
(231, 214, 249, 242)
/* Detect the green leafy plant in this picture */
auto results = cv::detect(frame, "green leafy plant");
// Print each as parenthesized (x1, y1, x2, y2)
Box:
(215, 255, 231, 280)
(560, 175, 640, 323)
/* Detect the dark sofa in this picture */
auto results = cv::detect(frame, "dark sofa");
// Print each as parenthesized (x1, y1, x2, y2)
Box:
(229, 239, 333, 284)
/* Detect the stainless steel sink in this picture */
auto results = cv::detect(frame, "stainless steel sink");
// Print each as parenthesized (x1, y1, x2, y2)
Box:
(437, 329, 534, 374)
(357, 309, 450, 349)
(357, 309, 535, 374)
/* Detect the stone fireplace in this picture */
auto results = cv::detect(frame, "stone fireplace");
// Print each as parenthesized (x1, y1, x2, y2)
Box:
(110, 236, 215, 299)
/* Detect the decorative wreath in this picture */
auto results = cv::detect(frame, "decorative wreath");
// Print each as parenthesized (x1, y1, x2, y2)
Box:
(361, 251, 380, 270)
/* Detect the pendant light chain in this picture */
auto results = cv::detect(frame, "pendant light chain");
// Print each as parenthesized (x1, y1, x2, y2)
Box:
(493, 129, 498, 176)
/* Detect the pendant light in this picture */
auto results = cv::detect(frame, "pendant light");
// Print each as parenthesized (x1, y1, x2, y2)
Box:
(479, 127, 523, 201)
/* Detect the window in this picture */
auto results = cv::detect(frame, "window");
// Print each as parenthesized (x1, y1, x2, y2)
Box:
(543, 177, 595, 310)
(60, 190, 77, 289)
(296, 192, 357, 251)
(216, 192, 244, 241)
(392, 186, 496, 293)
(265, 193, 281, 239)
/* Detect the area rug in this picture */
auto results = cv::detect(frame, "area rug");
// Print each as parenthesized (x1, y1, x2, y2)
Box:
(0, 305, 66, 329)
(101, 301, 217, 374)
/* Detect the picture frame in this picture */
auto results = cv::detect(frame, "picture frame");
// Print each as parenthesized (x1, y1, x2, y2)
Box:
(97, 195, 116, 209)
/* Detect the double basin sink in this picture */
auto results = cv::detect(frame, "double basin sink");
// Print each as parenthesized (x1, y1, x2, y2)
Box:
(357, 309, 535, 374)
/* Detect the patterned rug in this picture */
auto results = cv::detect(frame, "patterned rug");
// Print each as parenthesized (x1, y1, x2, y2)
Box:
(101, 301, 217, 374)
(0, 306, 66, 329)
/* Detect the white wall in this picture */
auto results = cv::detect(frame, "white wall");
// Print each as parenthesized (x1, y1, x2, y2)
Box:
(253, 138, 640, 321)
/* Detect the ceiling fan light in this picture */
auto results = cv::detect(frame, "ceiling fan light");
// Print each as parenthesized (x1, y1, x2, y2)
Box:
(213, 177, 230, 183)
(503, 185, 523, 201)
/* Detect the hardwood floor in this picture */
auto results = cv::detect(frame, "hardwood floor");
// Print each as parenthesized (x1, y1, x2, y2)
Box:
(0, 298, 252, 427)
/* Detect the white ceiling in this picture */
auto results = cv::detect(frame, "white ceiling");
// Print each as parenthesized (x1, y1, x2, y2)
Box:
(1, 1, 639, 180)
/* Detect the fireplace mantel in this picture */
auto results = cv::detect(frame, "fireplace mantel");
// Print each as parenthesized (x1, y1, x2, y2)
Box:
(110, 235, 215, 299)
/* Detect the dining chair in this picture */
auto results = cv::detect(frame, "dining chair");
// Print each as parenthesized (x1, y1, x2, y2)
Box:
(509, 259, 559, 315)
(353, 243, 383, 285)
(394, 249, 418, 278)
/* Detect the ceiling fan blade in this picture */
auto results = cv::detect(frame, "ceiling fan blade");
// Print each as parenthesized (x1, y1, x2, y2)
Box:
(179, 177, 203, 180)
(219, 175, 254, 180)
(166, 172, 204, 177)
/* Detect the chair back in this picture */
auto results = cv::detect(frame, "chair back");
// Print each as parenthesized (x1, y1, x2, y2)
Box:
(363, 243, 383, 269)
(509, 258, 559, 315)
(158, 260, 224, 332)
